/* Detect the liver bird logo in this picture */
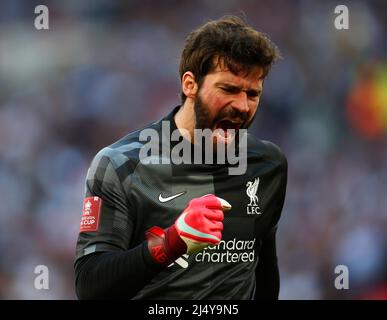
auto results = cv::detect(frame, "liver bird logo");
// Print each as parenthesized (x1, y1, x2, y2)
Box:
(246, 178, 259, 206)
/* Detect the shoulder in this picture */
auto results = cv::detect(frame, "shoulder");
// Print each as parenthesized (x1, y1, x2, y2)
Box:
(247, 134, 287, 169)
(90, 133, 142, 171)
(87, 120, 160, 181)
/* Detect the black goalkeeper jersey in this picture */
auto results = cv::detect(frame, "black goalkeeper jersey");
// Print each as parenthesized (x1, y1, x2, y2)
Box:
(74, 106, 287, 300)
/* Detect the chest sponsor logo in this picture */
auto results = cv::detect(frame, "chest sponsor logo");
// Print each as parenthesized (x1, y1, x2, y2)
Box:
(246, 178, 262, 215)
(158, 191, 186, 203)
(168, 238, 256, 268)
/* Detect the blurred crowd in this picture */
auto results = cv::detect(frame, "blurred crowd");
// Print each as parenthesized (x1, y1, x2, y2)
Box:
(0, 0, 386, 299)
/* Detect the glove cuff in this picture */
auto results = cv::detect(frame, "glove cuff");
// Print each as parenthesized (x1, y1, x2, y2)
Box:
(145, 225, 187, 266)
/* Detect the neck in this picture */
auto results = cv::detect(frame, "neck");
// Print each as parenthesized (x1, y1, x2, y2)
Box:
(174, 100, 195, 142)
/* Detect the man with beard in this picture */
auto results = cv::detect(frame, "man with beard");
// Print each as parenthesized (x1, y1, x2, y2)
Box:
(74, 15, 287, 299)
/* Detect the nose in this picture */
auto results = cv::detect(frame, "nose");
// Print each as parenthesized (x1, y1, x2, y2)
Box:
(232, 91, 250, 114)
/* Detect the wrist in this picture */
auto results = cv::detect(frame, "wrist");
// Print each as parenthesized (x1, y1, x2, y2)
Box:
(145, 225, 187, 266)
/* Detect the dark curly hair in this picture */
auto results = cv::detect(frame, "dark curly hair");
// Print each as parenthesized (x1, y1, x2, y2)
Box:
(179, 15, 281, 103)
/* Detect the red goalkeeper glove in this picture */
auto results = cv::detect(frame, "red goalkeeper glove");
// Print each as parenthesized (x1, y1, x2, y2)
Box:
(145, 194, 231, 266)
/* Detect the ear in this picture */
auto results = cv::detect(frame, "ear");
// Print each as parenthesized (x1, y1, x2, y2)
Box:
(181, 71, 198, 99)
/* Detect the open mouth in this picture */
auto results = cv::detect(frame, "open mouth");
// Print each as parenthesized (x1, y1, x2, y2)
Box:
(213, 119, 242, 142)
(216, 119, 241, 130)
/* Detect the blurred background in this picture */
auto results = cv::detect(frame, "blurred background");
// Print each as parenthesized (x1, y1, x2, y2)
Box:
(0, 0, 386, 299)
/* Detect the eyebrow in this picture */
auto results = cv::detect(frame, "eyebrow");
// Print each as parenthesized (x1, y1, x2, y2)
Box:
(216, 82, 262, 96)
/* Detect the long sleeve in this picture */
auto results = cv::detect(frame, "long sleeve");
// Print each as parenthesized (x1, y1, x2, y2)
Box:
(74, 242, 163, 299)
(254, 227, 280, 299)
(74, 148, 163, 299)
(255, 146, 287, 300)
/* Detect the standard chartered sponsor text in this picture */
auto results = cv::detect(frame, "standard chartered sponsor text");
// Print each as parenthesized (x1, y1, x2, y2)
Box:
(195, 238, 256, 263)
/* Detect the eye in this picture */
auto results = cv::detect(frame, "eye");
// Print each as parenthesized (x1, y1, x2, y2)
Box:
(221, 87, 238, 94)
(247, 90, 261, 99)
(248, 93, 259, 99)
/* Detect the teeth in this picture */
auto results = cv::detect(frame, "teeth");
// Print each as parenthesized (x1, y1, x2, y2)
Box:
(223, 120, 241, 125)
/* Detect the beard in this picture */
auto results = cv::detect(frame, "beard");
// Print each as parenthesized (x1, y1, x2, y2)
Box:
(193, 94, 213, 130)
(192, 93, 256, 156)
(193, 93, 254, 131)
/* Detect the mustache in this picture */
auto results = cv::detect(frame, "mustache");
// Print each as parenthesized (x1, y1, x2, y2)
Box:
(213, 108, 248, 124)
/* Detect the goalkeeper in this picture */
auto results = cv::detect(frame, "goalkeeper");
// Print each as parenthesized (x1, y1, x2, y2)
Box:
(74, 16, 287, 299)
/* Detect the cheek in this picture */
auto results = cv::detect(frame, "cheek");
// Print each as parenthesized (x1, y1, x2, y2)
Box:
(247, 101, 259, 118)
(213, 96, 229, 111)
(203, 92, 230, 116)
(249, 100, 259, 111)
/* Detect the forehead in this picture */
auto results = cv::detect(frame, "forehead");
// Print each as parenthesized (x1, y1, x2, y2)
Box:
(204, 63, 264, 89)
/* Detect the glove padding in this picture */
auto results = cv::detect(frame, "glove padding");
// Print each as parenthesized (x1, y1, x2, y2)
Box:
(175, 194, 231, 254)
